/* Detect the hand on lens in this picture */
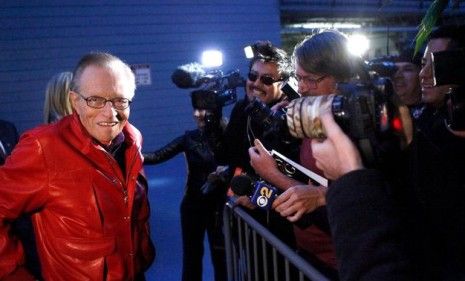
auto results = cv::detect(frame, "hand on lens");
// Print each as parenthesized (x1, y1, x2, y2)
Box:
(311, 112, 363, 180)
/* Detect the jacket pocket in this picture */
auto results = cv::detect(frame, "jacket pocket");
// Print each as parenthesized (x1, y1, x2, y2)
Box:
(54, 235, 115, 260)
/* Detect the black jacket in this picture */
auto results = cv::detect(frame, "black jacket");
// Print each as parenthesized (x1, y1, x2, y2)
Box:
(144, 129, 223, 199)
(0, 119, 19, 164)
(327, 126, 465, 281)
(218, 98, 300, 175)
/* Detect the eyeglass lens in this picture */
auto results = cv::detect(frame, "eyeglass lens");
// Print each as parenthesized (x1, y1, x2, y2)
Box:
(247, 72, 278, 86)
(86, 96, 130, 110)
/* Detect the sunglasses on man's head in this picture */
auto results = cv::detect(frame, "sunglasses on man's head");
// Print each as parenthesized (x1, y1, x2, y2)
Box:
(248, 71, 283, 86)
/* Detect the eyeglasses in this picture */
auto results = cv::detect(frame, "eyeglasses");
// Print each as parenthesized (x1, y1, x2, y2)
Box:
(73, 91, 132, 110)
(248, 71, 282, 86)
(295, 74, 327, 89)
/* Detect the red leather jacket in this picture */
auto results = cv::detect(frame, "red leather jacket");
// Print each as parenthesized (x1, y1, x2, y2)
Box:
(0, 114, 155, 280)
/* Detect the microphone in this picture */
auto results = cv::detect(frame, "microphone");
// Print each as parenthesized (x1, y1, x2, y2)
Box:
(171, 62, 207, 89)
(230, 175, 279, 210)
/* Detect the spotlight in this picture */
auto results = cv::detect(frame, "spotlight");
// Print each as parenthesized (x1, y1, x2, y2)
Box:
(347, 34, 370, 57)
(201, 50, 223, 67)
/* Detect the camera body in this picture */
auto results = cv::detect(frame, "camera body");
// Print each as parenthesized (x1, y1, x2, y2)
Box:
(244, 99, 289, 138)
(432, 49, 465, 130)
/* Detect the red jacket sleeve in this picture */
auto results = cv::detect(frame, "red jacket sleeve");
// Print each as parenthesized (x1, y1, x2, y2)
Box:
(0, 133, 49, 278)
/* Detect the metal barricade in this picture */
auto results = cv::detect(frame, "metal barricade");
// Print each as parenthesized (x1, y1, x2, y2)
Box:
(223, 202, 331, 281)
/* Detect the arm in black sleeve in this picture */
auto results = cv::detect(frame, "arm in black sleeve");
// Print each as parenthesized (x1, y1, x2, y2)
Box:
(326, 169, 413, 281)
(215, 99, 249, 167)
(143, 135, 184, 165)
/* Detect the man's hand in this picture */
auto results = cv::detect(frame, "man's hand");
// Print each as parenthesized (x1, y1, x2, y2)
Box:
(248, 139, 281, 183)
(234, 195, 256, 210)
(311, 113, 363, 180)
(271, 184, 327, 222)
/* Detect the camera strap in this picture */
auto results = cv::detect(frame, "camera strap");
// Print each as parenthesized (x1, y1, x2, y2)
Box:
(246, 116, 258, 147)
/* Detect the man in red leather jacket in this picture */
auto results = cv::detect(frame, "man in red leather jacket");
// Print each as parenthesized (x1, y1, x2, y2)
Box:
(0, 52, 155, 280)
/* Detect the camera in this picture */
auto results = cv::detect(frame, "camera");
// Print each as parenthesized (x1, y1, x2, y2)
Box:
(278, 58, 404, 166)
(172, 62, 245, 109)
(244, 98, 291, 140)
(243, 76, 301, 143)
(432, 49, 465, 130)
(365, 57, 398, 77)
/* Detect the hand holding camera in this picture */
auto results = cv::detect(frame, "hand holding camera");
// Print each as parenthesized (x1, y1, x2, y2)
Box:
(310, 112, 364, 180)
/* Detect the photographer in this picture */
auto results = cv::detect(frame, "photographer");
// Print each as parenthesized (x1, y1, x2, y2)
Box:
(143, 91, 227, 281)
(219, 40, 298, 238)
(219, 40, 297, 175)
(312, 24, 465, 281)
(415, 25, 464, 140)
(249, 29, 356, 275)
(390, 48, 424, 119)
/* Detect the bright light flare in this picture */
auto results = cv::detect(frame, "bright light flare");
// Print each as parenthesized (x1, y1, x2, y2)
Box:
(201, 50, 223, 67)
(244, 46, 255, 59)
(347, 34, 370, 57)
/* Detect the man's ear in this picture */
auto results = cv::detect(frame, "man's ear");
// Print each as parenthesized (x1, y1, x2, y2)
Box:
(69, 91, 79, 111)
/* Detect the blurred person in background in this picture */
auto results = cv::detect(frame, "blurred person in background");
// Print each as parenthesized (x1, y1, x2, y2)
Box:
(390, 48, 424, 119)
(143, 91, 227, 281)
(43, 71, 73, 124)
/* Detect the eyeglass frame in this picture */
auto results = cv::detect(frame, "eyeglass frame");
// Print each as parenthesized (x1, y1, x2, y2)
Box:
(247, 71, 283, 86)
(72, 91, 132, 110)
(295, 74, 328, 89)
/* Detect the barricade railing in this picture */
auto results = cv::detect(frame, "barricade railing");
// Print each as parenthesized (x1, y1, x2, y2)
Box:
(223, 202, 331, 281)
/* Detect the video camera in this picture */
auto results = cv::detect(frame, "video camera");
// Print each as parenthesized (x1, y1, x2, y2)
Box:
(432, 49, 465, 130)
(171, 62, 245, 110)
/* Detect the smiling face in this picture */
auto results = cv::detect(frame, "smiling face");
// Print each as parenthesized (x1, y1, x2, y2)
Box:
(392, 62, 421, 106)
(246, 60, 283, 104)
(419, 38, 452, 108)
(70, 64, 134, 145)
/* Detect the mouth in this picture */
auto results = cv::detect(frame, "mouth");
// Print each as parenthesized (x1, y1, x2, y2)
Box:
(251, 87, 266, 99)
(98, 121, 119, 127)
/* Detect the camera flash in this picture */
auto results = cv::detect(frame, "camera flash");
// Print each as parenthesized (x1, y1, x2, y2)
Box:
(244, 46, 254, 59)
(201, 50, 223, 68)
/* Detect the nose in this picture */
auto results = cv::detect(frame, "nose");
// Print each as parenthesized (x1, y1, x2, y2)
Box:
(297, 81, 308, 96)
(101, 100, 118, 116)
(419, 63, 431, 81)
(252, 75, 263, 86)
